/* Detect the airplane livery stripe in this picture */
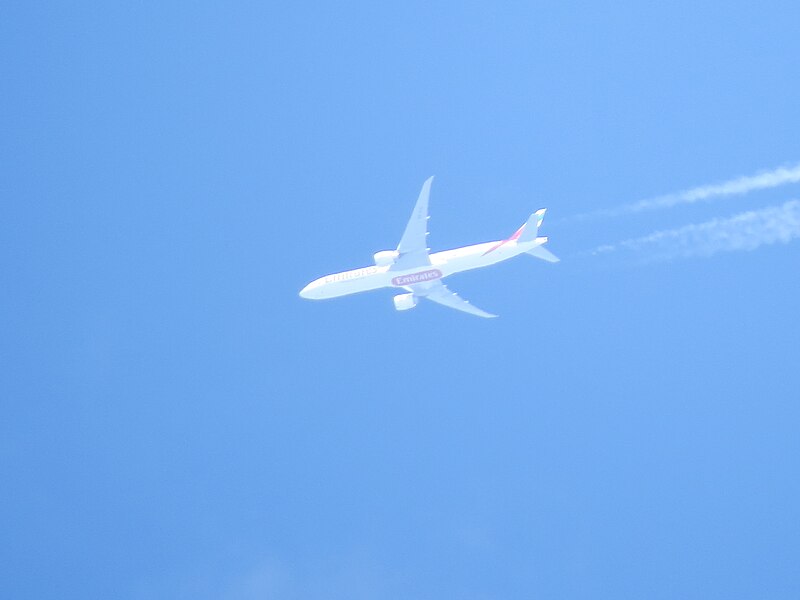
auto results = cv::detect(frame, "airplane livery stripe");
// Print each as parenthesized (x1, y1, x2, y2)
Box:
(482, 224, 525, 255)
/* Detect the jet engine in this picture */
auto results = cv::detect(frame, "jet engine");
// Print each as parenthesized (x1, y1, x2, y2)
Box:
(393, 293, 418, 311)
(373, 250, 399, 267)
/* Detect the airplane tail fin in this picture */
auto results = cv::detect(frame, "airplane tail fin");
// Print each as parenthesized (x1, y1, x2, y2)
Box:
(517, 208, 559, 262)
(516, 209, 547, 243)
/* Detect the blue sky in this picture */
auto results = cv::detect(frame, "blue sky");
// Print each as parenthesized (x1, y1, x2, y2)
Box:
(3, 2, 800, 598)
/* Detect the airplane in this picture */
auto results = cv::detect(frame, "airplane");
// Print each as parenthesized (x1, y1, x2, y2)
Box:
(299, 177, 559, 318)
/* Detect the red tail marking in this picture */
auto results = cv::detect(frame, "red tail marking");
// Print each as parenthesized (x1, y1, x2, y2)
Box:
(482, 224, 526, 256)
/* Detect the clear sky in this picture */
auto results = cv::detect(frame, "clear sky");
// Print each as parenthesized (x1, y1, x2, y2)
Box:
(3, 2, 800, 598)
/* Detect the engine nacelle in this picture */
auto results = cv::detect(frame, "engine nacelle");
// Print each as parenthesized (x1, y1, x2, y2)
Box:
(374, 250, 399, 267)
(393, 293, 418, 311)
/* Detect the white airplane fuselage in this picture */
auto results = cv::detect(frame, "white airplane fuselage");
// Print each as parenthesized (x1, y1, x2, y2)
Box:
(300, 236, 548, 300)
(300, 177, 557, 317)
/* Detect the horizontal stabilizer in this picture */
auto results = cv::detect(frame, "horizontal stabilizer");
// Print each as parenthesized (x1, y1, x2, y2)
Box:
(527, 243, 560, 263)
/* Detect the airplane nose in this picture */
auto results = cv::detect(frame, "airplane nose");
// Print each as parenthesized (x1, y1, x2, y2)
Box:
(299, 281, 319, 299)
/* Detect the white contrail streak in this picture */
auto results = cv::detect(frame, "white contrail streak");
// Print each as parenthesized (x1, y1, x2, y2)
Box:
(581, 163, 800, 219)
(594, 200, 800, 261)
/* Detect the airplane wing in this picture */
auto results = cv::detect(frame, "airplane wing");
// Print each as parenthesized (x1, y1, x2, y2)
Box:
(410, 279, 497, 318)
(391, 176, 433, 271)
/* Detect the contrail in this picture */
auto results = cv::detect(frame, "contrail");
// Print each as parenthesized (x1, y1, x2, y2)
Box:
(594, 199, 800, 262)
(578, 163, 800, 219)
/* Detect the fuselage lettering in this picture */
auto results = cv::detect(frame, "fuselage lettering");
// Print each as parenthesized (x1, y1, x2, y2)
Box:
(391, 269, 443, 286)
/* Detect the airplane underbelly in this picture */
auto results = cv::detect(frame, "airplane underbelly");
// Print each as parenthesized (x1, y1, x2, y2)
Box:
(320, 273, 391, 298)
(434, 252, 504, 276)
